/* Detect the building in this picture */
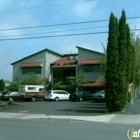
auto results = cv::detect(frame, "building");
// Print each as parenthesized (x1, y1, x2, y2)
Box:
(11, 46, 105, 93)
(11, 48, 62, 80)
(50, 46, 105, 93)
(76, 46, 105, 93)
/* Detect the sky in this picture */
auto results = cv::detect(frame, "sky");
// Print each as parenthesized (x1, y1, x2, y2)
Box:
(0, 0, 140, 81)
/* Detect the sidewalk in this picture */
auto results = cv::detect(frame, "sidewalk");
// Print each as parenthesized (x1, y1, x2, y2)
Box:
(0, 112, 140, 124)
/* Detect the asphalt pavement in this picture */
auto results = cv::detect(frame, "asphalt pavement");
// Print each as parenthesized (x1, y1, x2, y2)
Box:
(0, 96, 140, 124)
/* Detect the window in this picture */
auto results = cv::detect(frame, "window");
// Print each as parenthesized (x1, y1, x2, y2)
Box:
(22, 67, 41, 74)
(28, 87, 36, 90)
(83, 64, 99, 73)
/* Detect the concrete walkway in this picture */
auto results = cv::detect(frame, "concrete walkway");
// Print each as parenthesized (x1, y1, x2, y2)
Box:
(0, 112, 140, 124)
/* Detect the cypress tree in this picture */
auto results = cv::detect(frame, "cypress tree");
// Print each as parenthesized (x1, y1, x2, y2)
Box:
(117, 10, 127, 109)
(106, 13, 119, 112)
(126, 24, 131, 84)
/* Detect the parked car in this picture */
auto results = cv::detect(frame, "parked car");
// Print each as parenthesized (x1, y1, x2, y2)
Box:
(0, 93, 5, 100)
(45, 90, 70, 101)
(69, 91, 92, 102)
(4, 92, 20, 101)
(91, 90, 105, 102)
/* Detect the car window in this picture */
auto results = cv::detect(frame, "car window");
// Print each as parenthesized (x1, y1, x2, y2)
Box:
(53, 91, 61, 94)
(61, 91, 68, 95)
(75, 91, 82, 95)
(47, 90, 52, 95)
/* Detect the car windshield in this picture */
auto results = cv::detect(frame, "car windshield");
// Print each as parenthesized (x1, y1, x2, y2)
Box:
(96, 90, 105, 94)
(6, 92, 11, 95)
(75, 91, 82, 95)
(47, 90, 52, 95)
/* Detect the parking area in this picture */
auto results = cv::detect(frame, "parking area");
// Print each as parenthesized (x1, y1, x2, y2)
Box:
(0, 100, 107, 116)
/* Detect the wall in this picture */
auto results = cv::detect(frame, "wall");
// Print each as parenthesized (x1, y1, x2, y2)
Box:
(77, 48, 103, 82)
(12, 50, 61, 81)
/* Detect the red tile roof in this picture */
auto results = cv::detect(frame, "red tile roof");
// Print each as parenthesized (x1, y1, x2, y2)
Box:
(83, 81, 105, 87)
(51, 56, 78, 68)
(20, 62, 42, 67)
(80, 59, 99, 65)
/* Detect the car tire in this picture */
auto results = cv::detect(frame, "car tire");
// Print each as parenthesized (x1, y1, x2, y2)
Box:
(31, 96, 36, 102)
(55, 97, 59, 102)
(79, 97, 83, 102)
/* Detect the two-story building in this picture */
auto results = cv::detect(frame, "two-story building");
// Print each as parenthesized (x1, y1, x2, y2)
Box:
(11, 46, 105, 93)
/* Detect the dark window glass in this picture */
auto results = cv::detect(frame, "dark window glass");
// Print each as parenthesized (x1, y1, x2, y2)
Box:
(83, 64, 99, 73)
(22, 67, 41, 74)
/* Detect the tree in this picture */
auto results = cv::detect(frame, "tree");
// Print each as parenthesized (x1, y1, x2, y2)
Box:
(98, 43, 107, 79)
(21, 73, 46, 85)
(53, 81, 67, 90)
(106, 12, 119, 112)
(0, 79, 5, 91)
(117, 10, 128, 109)
(131, 32, 140, 87)
(67, 75, 86, 92)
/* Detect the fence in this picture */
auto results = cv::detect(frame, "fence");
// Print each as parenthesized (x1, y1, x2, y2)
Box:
(130, 83, 140, 105)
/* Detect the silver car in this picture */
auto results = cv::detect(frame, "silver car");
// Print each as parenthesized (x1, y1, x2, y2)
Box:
(45, 90, 70, 101)
(91, 90, 105, 102)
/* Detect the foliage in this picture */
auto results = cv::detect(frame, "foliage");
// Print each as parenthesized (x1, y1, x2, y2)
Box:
(131, 32, 140, 87)
(0, 79, 5, 91)
(105, 10, 135, 112)
(21, 73, 46, 85)
(67, 75, 85, 91)
(106, 12, 119, 111)
(53, 81, 67, 90)
(98, 43, 107, 79)
(6, 73, 47, 92)
(117, 9, 128, 109)
(6, 81, 19, 91)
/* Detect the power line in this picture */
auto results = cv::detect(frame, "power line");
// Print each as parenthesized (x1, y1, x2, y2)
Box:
(0, 19, 109, 31)
(0, 28, 139, 41)
(0, 20, 140, 38)
(1, 20, 140, 38)
(0, 25, 107, 38)
(0, 16, 140, 32)
(0, 0, 96, 13)
(0, 19, 139, 39)
(0, 31, 108, 41)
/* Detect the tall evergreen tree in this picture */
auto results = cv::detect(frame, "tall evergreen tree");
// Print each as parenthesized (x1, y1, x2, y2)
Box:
(106, 13, 119, 112)
(126, 24, 131, 85)
(126, 24, 135, 85)
(117, 10, 127, 109)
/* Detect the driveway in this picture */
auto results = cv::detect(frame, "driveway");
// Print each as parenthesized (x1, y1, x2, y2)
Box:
(0, 100, 107, 116)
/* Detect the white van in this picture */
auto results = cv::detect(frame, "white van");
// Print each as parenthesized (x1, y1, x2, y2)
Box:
(45, 90, 70, 101)
(18, 85, 45, 101)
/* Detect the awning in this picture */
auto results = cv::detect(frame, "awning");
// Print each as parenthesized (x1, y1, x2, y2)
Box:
(20, 62, 42, 67)
(83, 81, 105, 87)
(51, 64, 77, 68)
(80, 59, 99, 65)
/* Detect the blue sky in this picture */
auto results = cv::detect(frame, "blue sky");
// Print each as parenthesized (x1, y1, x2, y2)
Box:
(0, 0, 140, 81)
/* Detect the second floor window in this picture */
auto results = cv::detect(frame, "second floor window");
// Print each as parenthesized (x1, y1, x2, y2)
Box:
(83, 64, 99, 73)
(22, 67, 41, 74)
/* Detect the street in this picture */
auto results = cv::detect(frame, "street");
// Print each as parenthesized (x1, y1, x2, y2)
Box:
(0, 100, 107, 116)
(0, 118, 139, 140)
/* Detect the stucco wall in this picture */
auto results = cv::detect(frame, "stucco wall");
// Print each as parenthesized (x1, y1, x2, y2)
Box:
(12, 50, 61, 81)
(77, 48, 103, 82)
